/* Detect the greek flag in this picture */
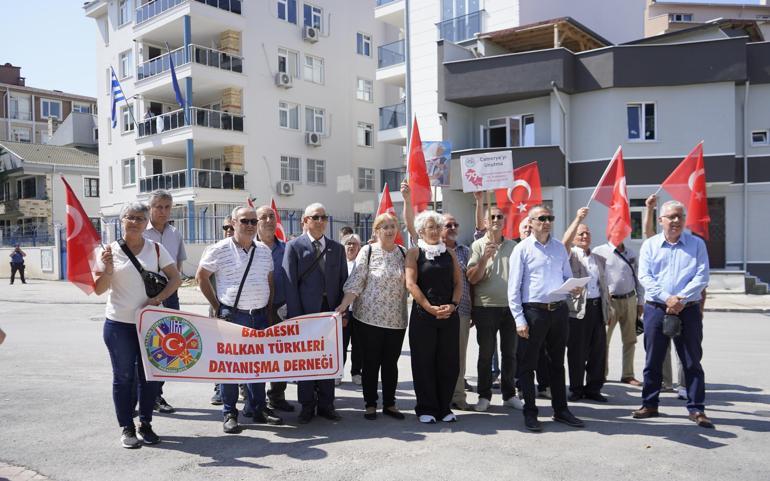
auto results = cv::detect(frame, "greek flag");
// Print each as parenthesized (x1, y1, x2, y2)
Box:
(110, 67, 126, 129)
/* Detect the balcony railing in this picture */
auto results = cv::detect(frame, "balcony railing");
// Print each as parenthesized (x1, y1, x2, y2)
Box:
(9, 111, 32, 121)
(436, 10, 483, 43)
(136, 0, 242, 25)
(379, 102, 406, 131)
(137, 44, 243, 81)
(139, 168, 245, 192)
(378, 39, 405, 69)
(376, 0, 399, 6)
(136, 107, 244, 138)
(380, 167, 406, 191)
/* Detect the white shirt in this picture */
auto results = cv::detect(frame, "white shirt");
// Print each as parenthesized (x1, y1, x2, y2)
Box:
(198, 238, 273, 310)
(144, 222, 187, 264)
(572, 247, 601, 298)
(97, 240, 174, 324)
(305, 231, 325, 251)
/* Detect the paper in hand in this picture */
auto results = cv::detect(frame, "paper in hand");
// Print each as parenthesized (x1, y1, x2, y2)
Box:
(548, 277, 591, 296)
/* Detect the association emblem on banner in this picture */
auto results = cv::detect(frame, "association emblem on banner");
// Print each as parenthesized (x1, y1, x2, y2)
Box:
(144, 316, 203, 373)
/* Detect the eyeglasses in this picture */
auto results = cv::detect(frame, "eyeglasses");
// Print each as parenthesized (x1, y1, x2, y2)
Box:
(239, 218, 258, 225)
(308, 214, 329, 222)
(222, 225, 234, 232)
(345, 242, 360, 247)
(488, 215, 504, 220)
(532, 215, 555, 223)
(123, 215, 147, 223)
(444, 222, 459, 229)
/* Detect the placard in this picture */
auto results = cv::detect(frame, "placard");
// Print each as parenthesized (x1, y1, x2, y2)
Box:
(460, 150, 514, 192)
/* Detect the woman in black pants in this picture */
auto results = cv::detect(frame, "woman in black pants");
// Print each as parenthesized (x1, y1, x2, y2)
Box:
(405, 210, 463, 424)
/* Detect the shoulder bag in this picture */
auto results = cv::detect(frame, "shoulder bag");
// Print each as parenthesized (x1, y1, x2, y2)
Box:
(118, 239, 168, 298)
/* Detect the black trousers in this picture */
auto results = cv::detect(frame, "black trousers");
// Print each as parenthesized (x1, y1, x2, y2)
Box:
(267, 303, 288, 403)
(342, 314, 363, 376)
(474, 306, 518, 401)
(10, 262, 25, 283)
(567, 300, 607, 395)
(409, 313, 460, 418)
(518, 303, 569, 416)
(358, 321, 406, 408)
(297, 298, 335, 412)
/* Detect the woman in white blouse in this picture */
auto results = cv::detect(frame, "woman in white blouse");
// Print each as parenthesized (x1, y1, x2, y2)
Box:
(336, 213, 407, 420)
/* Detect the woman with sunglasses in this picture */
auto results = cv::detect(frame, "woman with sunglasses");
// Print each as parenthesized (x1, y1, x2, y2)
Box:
(93, 202, 182, 448)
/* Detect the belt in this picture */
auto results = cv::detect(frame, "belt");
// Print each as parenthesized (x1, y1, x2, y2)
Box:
(523, 301, 566, 312)
(231, 306, 268, 317)
(611, 291, 636, 300)
(586, 297, 601, 306)
(646, 301, 699, 310)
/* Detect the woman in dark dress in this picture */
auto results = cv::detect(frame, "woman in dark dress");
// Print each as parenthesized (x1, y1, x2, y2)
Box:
(405, 210, 463, 424)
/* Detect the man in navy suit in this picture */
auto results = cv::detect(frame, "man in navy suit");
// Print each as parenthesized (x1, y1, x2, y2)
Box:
(283, 203, 348, 424)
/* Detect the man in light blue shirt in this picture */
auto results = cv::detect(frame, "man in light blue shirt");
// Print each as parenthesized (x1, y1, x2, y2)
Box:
(508, 205, 584, 432)
(633, 200, 712, 428)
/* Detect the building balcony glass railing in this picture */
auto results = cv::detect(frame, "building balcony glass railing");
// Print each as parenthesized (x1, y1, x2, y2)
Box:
(378, 39, 405, 69)
(8, 111, 32, 121)
(380, 167, 406, 192)
(436, 10, 483, 43)
(139, 168, 245, 193)
(379, 102, 406, 131)
(376, 0, 399, 6)
(137, 44, 244, 81)
(137, 107, 244, 138)
(136, 0, 242, 25)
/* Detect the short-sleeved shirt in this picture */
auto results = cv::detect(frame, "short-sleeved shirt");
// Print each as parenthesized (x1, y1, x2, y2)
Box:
(10, 251, 24, 264)
(144, 223, 187, 263)
(198, 238, 273, 310)
(344, 244, 407, 329)
(96, 240, 174, 324)
(467, 235, 517, 307)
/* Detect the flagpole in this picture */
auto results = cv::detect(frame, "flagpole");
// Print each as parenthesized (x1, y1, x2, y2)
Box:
(585, 145, 622, 208)
(112, 67, 138, 131)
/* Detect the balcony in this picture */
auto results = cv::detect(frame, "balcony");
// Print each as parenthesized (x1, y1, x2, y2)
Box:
(136, 0, 241, 25)
(378, 102, 407, 145)
(8, 111, 32, 121)
(137, 44, 243, 82)
(380, 167, 406, 192)
(0, 198, 49, 217)
(437, 10, 483, 44)
(138, 168, 245, 193)
(377, 39, 406, 84)
(137, 107, 244, 138)
(375, 0, 404, 27)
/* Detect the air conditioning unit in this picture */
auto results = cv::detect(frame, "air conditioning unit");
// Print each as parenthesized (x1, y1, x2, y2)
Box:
(274, 72, 293, 88)
(305, 132, 322, 146)
(277, 180, 295, 196)
(303, 25, 319, 43)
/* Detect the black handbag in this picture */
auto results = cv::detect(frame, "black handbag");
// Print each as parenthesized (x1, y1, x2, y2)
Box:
(118, 239, 168, 298)
(662, 314, 682, 338)
(635, 318, 644, 336)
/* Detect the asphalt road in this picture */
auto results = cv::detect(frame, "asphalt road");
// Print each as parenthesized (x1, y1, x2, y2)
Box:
(1, 299, 769, 481)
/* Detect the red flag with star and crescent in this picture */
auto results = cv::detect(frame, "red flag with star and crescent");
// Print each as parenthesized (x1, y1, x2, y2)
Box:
(61, 176, 101, 295)
(661, 142, 710, 240)
(495, 162, 542, 239)
(270, 197, 286, 242)
(589, 146, 632, 248)
(376, 182, 404, 246)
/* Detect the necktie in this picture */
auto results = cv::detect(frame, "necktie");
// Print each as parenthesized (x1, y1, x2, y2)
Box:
(313, 239, 325, 274)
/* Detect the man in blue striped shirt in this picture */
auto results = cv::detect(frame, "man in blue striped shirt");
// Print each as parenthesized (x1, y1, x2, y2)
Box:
(633, 200, 712, 428)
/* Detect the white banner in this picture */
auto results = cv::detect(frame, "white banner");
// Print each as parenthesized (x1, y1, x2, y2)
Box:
(136, 307, 343, 383)
(460, 150, 514, 192)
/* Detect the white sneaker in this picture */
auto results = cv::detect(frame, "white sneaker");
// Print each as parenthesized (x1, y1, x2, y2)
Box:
(442, 413, 457, 422)
(474, 398, 490, 412)
(418, 414, 436, 424)
(121, 426, 140, 449)
(352, 374, 362, 385)
(334, 378, 341, 386)
(503, 396, 524, 410)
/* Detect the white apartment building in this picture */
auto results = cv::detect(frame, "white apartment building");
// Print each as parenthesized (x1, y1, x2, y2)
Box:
(85, 0, 401, 241)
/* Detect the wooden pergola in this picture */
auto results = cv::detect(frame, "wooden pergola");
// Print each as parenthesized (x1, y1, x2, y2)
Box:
(478, 17, 611, 54)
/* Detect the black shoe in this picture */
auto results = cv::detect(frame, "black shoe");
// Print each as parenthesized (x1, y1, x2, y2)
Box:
(524, 415, 543, 432)
(154, 396, 175, 414)
(464, 379, 475, 392)
(364, 407, 377, 420)
(211, 392, 223, 406)
(568, 392, 583, 402)
(317, 408, 342, 421)
(254, 407, 284, 425)
(553, 410, 585, 428)
(584, 392, 608, 403)
(223, 413, 241, 433)
(268, 398, 296, 412)
(121, 426, 140, 449)
(137, 421, 160, 445)
(298, 408, 314, 424)
(382, 407, 405, 420)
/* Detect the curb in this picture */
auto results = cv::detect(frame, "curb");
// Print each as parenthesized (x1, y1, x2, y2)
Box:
(704, 308, 770, 314)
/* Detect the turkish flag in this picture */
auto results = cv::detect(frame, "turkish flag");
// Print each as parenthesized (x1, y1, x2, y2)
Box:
(270, 197, 286, 242)
(61, 177, 101, 295)
(661, 142, 710, 239)
(247, 197, 254, 208)
(407, 117, 431, 213)
(495, 162, 542, 239)
(376, 182, 404, 246)
(589, 147, 632, 247)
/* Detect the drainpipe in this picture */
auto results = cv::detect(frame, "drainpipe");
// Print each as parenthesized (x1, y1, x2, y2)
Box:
(404, 0, 412, 140)
(743, 80, 750, 272)
(551, 81, 569, 225)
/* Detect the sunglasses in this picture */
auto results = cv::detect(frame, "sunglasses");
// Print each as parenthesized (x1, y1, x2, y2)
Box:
(488, 215, 504, 220)
(444, 223, 460, 228)
(222, 225, 234, 231)
(308, 215, 329, 221)
(123, 215, 147, 223)
(239, 218, 258, 225)
(532, 215, 555, 222)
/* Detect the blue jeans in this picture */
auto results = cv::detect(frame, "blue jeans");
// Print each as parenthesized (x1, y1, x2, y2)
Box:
(103, 319, 161, 427)
(221, 309, 269, 417)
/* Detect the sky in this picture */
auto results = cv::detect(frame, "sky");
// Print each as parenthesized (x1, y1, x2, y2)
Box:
(0, 0, 764, 99)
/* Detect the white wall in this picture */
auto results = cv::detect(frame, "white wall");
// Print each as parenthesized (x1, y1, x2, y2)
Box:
(0, 244, 60, 281)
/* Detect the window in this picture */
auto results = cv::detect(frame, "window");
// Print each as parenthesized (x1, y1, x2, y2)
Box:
(356, 32, 372, 57)
(357, 122, 373, 147)
(84, 177, 100, 197)
(358, 168, 375, 191)
(93, 128, 99, 142)
(278, 47, 299, 78)
(17, 177, 38, 199)
(484, 115, 535, 148)
(303, 3, 322, 29)
(627, 103, 656, 141)
(119, 50, 133, 79)
(303, 55, 324, 84)
(630, 199, 655, 240)
(11, 127, 31, 143)
(306, 158, 325, 185)
(40, 99, 62, 120)
(441, 0, 481, 21)
(118, 0, 131, 26)
(356, 78, 373, 102)
(121, 105, 135, 133)
(108, 166, 114, 193)
(521, 114, 535, 146)
(305, 106, 325, 134)
(279, 101, 299, 130)
(73, 103, 92, 114)
(280, 155, 301, 182)
(752, 130, 769, 146)
(122, 158, 136, 186)
(277, 0, 297, 24)
(669, 13, 693, 22)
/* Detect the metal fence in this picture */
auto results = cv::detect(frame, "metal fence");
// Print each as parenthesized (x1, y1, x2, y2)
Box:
(0, 223, 57, 247)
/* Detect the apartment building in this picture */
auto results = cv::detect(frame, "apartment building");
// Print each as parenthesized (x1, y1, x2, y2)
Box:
(85, 0, 401, 241)
(0, 63, 97, 145)
(645, 0, 770, 38)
